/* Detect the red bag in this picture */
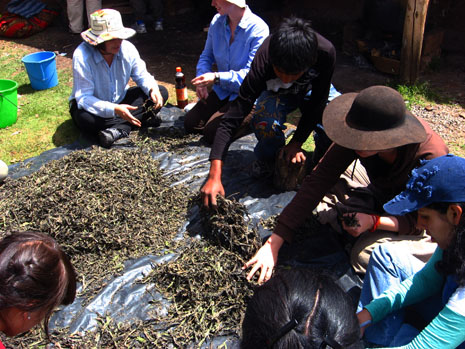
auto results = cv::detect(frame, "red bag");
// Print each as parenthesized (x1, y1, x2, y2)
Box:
(0, 9, 58, 38)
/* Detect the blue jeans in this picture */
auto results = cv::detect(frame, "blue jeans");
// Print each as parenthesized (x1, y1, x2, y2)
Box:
(358, 244, 442, 346)
(252, 84, 340, 162)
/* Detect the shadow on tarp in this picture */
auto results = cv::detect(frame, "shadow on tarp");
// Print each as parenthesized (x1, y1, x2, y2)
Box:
(7, 105, 362, 347)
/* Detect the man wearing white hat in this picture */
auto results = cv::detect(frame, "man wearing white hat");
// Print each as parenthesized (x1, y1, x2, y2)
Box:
(69, 9, 168, 148)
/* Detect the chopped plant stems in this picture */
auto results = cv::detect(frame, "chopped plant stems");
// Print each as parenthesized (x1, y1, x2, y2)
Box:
(141, 196, 262, 347)
(0, 133, 262, 348)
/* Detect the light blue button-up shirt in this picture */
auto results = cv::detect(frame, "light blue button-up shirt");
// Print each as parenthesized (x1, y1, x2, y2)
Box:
(70, 40, 158, 118)
(196, 6, 269, 101)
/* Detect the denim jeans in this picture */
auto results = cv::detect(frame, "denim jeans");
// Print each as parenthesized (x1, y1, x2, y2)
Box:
(252, 84, 340, 162)
(358, 244, 442, 346)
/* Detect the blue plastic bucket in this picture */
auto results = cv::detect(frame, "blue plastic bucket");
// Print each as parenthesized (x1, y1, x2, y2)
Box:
(0, 79, 18, 129)
(21, 51, 58, 90)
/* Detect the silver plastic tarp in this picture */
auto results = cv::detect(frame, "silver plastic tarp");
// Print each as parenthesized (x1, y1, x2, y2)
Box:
(7, 106, 361, 347)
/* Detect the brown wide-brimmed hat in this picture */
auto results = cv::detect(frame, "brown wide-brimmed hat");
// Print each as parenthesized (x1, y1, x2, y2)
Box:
(322, 85, 427, 151)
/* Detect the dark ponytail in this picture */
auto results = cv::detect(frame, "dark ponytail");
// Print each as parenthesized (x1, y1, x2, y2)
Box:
(0, 231, 76, 335)
(241, 268, 363, 349)
(426, 202, 465, 286)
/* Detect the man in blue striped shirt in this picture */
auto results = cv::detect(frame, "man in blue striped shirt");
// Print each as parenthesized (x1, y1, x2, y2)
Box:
(69, 9, 168, 148)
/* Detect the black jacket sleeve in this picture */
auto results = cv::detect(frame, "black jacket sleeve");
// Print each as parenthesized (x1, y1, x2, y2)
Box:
(209, 37, 273, 161)
(292, 34, 336, 144)
(209, 33, 336, 160)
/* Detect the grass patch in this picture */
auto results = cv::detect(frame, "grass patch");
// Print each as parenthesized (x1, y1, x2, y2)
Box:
(390, 81, 451, 109)
(0, 46, 78, 165)
(0, 44, 197, 166)
(285, 109, 315, 153)
(447, 141, 465, 158)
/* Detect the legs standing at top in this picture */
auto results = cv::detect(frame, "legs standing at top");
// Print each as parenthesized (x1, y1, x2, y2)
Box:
(67, 0, 102, 34)
(129, 0, 164, 33)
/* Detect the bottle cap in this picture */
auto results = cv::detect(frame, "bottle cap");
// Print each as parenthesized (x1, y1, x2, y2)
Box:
(176, 67, 182, 72)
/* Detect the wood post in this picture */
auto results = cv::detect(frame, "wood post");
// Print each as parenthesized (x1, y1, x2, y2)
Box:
(400, 0, 430, 84)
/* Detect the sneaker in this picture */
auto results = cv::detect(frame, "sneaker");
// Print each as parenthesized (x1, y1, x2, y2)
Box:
(133, 20, 147, 34)
(154, 20, 163, 31)
(98, 128, 129, 148)
(183, 102, 197, 113)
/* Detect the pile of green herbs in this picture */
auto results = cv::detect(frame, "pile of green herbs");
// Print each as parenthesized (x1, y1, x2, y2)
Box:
(0, 133, 261, 348)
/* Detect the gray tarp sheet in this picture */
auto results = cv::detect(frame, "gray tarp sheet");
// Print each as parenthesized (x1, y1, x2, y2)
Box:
(7, 106, 362, 347)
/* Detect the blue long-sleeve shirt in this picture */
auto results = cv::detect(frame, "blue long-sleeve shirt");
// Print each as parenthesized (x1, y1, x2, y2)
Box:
(70, 40, 158, 118)
(196, 6, 269, 101)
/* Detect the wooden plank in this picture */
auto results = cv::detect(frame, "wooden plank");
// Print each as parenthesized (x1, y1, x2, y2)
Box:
(400, 0, 414, 82)
(400, 0, 430, 84)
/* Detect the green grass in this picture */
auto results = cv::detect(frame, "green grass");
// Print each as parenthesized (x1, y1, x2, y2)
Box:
(390, 81, 451, 109)
(285, 109, 315, 153)
(0, 46, 78, 165)
(0, 44, 195, 166)
(0, 43, 461, 165)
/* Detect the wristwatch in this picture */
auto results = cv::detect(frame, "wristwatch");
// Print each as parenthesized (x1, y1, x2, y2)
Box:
(214, 72, 220, 85)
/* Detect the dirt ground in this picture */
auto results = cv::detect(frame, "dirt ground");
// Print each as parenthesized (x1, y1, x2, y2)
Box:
(2, 10, 465, 149)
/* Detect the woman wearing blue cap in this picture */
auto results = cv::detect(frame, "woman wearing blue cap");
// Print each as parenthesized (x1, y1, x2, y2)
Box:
(358, 154, 465, 348)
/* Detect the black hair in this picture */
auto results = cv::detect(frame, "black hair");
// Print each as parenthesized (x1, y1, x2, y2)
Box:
(241, 268, 363, 349)
(269, 17, 318, 75)
(0, 231, 77, 335)
(426, 202, 454, 214)
(429, 202, 465, 286)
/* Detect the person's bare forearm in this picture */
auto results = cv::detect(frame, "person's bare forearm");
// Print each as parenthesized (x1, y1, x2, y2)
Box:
(209, 159, 222, 180)
(201, 159, 225, 208)
(378, 215, 399, 232)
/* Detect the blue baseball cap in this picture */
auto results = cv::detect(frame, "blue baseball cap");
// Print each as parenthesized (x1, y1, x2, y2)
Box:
(384, 154, 465, 215)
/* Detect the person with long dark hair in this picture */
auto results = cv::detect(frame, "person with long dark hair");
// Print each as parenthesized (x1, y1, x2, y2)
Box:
(242, 268, 363, 348)
(0, 231, 76, 345)
(358, 154, 465, 347)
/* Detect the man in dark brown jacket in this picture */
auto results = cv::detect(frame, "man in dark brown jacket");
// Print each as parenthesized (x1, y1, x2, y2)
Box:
(201, 17, 337, 208)
(244, 86, 449, 283)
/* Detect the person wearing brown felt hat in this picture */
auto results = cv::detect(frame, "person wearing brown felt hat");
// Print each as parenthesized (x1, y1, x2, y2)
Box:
(323, 85, 427, 151)
(244, 85, 449, 283)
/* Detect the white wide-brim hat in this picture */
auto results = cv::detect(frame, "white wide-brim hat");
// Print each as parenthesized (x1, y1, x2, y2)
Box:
(81, 9, 136, 46)
(226, 0, 246, 8)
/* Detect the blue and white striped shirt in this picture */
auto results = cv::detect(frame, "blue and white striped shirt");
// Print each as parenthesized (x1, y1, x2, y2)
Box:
(70, 40, 158, 118)
(7, 0, 45, 18)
